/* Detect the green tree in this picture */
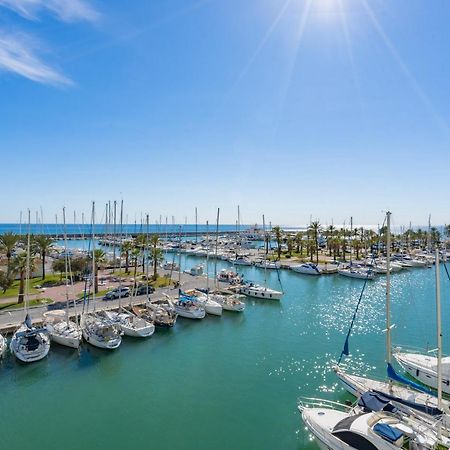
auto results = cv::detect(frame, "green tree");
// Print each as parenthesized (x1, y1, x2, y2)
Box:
(0, 232, 20, 276)
(308, 221, 321, 263)
(10, 252, 35, 303)
(272, 226, 283, 259)
(149, 235, 163, 280)
(295, 232, 303, 254)
(135, 234, 148, 273)
(32, 234, 55, 280)
(0, 270, 13, 293)
(90, 248, 106, 293)
(52, 258, 66, 281)
(121, 240, 133, 274)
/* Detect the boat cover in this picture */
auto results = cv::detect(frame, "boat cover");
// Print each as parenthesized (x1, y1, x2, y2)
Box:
(358, 392, 396, 413)
(373, 423, 403, 443)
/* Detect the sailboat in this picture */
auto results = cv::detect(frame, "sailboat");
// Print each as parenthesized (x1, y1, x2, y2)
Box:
(393, 249, 450, 394)
(0, 333, 6, 358)
(240, 215, 283, 301)
(135, 296, 177, 328)
(104, 211, 155, 338)
(174, 293, 206, 319)
(10, 211, 50, 363)
(300, 241, 450, 449)
(43, 207, 82, 349)
(335, 212, 449, 421)
(81, 202, 122, 350)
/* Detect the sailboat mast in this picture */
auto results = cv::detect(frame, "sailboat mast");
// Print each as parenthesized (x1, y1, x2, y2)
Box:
(195, 207, 198, 244)
(214, 208, 220, 289)
(92, 202, 96, 311)
(63, 207, 70, 326)
(435, 248, 443, 411)
(25, 209, 31, 315)
(386, 212, 392, 369)
(206, 221, 209, 298)
(262, 215, 267, 289)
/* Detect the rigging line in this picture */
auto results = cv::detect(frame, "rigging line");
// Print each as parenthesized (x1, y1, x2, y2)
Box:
(338, 274, 370, 365)
(443, 260, 450, 284)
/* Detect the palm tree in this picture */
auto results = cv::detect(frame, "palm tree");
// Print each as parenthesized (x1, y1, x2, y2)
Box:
(11, 252, 35, 303)
(121, 240, 133, 274)
(32, 234, 55, 280)
(135, 234, 148, 273)
(272, 226, 283, 259)
(0, 270, 13, 294)
(286, 235, 293, 257)
(0, 232, 20, 275)
(149, 235, 163, 280)
(326, 225, 335, 257)
(90, 248, 106, 293)
(295, 232, 303, 254)
(308, 221, 321, 263)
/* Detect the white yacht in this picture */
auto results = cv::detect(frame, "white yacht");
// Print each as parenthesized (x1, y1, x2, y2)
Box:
(254, 260, 280, 270)
(299, 397, 449, 450)
(10, 315, 51, 363)
(393, 349, 450, 395)
(240, 283, 282, 300)
(217, 269, 241, 284)
(0, 333, 6, 358)
(43, 311, 82, 349)
(338, 266, 375, 280)
(210, 293, 245, 312)
(291, 262, 321, 275)
(187, 291, 222, 316)
(81, 313, 122, 349)
(174, 298, 206, 319)
(231, 256, 252, 266)
(103, 310, 155, 338)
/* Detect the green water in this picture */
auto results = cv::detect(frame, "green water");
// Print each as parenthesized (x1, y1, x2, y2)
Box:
(1, 257, 448, 450)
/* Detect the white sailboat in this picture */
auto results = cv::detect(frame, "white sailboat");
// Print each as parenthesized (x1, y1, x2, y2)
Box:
(338, 266, 375, 280)
(291, 262, 321, 275)
(240, 215, 283, 301)
(209, 293, 245, 312)
(81, 202, 122, 350)
(0, 333, 6, 358)
(174, 296, 206, 319)
(254, 260, 280, 270)
(10, 211, 50, 363)
(43, 207, 81, 349)
(393, 249, 450, 394)
(335, 213, 449, 422)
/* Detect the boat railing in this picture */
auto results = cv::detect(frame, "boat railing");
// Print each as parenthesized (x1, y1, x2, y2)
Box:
(297, 396, 352, 413)
(393, 344, 445, 357)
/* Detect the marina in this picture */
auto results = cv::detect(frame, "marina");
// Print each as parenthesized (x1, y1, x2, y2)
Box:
(1, 223, 450, 449)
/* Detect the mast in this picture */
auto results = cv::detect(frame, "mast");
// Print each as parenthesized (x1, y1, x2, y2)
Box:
(92, 202, 96, 312)
(427, 214, 432, 254)
(386, 212, 392, 382)
(350, 216, 353, 265)
(214, 208, 220, 289)
(436, 248, 442, 412)
(263, 215, 267, 289)
(145, 213, 150, 299)
(178, 225, 182, 290)
(206, 220, 209, 298)
(25, 209, 31, 317)
(195, 207, 198, 244)
(113, 200, 117, 262)
(63, 207, 70, 326)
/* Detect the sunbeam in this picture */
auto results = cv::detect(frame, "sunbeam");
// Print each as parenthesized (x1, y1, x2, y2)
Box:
(360, 0, 450, 138)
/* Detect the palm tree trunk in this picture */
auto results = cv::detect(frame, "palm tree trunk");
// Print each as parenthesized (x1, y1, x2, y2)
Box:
(95, 263, 99, 294)
(18, 270, 25, 303)
(125, 252, 129, 274)
(42, 252, 46, 280)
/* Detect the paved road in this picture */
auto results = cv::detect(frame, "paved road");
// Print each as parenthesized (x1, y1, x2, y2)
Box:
(0, 271, 227, 333)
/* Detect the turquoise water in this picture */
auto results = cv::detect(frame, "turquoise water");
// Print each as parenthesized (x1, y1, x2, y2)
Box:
(1, 255, 448, 450)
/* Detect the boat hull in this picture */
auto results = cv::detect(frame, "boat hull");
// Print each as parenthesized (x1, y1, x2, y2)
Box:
(240, 287, 282, 300)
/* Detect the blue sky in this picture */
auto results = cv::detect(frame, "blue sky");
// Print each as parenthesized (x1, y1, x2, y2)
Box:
(0, 0, 449, 228)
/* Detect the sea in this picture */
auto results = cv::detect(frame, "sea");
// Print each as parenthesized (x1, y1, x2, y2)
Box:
(0, 249, 447, 450)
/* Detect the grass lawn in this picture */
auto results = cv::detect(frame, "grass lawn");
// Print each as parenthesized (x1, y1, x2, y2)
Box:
(149, 275, 173, 288)
(0, 274, 64, 299)
(0, 297, 53, 311)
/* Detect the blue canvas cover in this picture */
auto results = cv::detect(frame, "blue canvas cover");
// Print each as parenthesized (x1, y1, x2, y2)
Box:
(358, 392, 396, 413)
(373, 423, 403, 443)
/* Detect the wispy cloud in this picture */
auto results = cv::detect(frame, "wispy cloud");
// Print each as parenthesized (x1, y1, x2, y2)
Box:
(0, 33, 72, 85)
(0, 0, 98, 22)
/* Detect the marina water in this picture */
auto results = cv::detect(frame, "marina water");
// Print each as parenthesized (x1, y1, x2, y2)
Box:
(1, 253, 447, 450)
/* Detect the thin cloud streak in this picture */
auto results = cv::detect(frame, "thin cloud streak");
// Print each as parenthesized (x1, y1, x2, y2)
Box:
(0, 33, 72, 85)
(0, 0, 98, 22)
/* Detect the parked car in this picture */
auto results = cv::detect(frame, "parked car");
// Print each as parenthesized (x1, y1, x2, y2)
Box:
(135, 284, 155, 296)
(103, 286, 130, 300)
